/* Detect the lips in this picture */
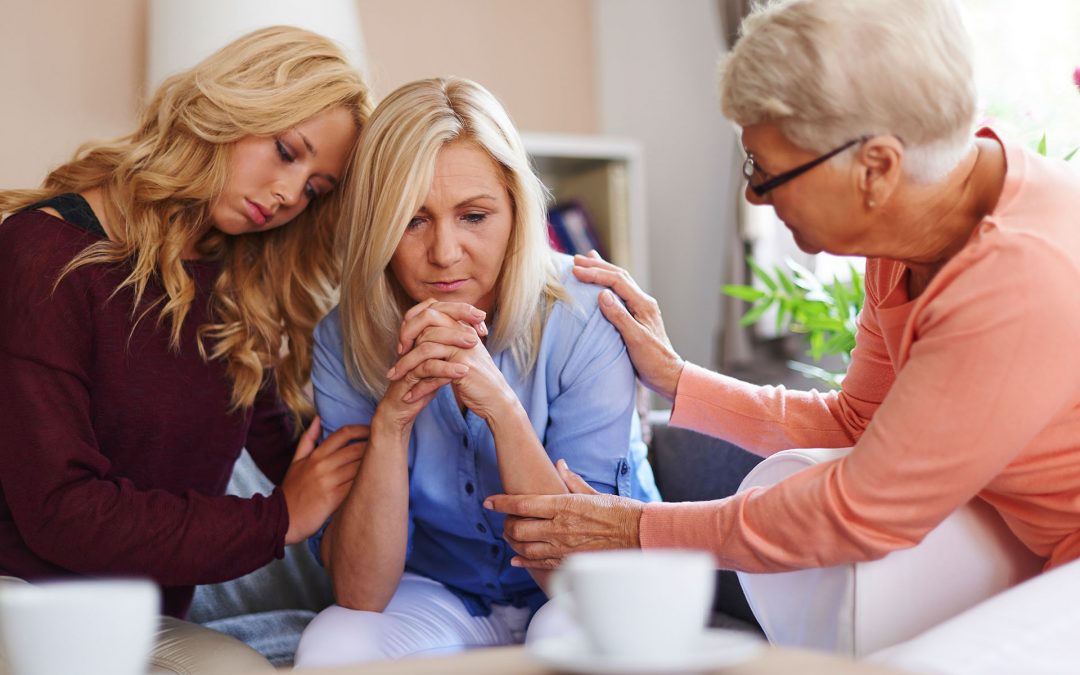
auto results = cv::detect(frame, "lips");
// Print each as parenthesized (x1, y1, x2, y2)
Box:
(244, 199, 271, 226)
(428, 279, 468, 292)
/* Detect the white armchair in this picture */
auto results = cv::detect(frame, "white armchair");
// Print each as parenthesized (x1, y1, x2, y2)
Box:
(734, 447, 1044, 658)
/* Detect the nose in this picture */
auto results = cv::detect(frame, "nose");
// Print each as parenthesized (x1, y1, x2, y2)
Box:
(428, 219, 463, 267)
(273, 172, 307, 210)
(744, 183, 769, 206)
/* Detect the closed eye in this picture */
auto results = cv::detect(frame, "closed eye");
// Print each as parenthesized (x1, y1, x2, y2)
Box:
(276, 139, 295, 163)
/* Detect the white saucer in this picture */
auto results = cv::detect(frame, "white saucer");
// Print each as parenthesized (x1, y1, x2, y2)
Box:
(527, 629, 763, 674)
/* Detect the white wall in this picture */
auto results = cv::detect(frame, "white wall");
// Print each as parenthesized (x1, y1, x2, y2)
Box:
(594, 0, 739, 370)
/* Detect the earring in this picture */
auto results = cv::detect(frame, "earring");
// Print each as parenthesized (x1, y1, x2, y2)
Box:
(867, 199, 877, 209)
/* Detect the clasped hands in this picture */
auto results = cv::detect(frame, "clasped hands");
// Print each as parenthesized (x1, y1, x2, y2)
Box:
(381, 298, 513, 427)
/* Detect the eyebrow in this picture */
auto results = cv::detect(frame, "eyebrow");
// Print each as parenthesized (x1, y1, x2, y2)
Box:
(296, 130, 339, 186)
(455, 194, 498, 208)
(298, 131, 317, 157)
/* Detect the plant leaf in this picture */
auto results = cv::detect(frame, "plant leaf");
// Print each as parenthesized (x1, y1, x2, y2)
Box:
(746, 257, 777, 291)
(1037, 133, 1048, 156)
(739, 300, 773, 326)
(722, 284, 767, 302)
(1066, 147, 1079, 161)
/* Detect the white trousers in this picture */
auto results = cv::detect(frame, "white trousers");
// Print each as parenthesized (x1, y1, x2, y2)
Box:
(294, 572, 576, 669)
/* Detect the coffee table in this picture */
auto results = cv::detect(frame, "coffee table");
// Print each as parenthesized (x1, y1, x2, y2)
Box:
(295, 644, 906, 674)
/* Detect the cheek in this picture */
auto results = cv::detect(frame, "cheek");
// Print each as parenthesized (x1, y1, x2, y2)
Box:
(389, 239, 422, 294)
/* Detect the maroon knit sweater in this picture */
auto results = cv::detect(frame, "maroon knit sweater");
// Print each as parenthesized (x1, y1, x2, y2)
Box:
(0, 209, 295, 618)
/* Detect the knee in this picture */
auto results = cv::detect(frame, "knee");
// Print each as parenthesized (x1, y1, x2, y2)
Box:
(152, 617, 273, 675)
(525, 600, 581, 645)
(294, 605, 394, 668)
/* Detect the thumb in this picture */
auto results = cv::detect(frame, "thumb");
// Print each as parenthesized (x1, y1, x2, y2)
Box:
(597, 289, 639, 336)
(557, 459, 600, 496)
(292, 416, 321, 463)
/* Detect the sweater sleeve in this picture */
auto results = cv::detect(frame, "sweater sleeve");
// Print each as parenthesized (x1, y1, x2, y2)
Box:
(244, 375, 299, 486)
(0, 217, 287, 585)
(668, 259, 895, 456)
(642, 237, 1080, 571)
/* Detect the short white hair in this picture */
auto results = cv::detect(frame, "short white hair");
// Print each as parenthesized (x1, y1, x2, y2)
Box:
(720, 0, 977, 182)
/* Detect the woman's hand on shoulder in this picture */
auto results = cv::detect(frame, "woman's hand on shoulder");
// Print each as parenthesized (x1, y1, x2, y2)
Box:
(572, 251, 685, 401)
(281, 417, 369, 545)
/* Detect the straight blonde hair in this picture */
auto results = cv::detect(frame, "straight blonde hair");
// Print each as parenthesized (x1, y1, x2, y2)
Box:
(338, 77, 565, 397)
(0, 26, 373, 425)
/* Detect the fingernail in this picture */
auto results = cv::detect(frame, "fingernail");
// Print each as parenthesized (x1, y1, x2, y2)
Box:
(396, 343, 403, 355)
(402, 391, 412, 402)
(600, 290, 614, 307)
(386, 367, 396, 379)
(483, 499, 493, 509)
(510, 559, 522, 568)
(453, 365, 468, 377)
(472, 308, 487, 319)
(479, 323, 488, 336)
(557, 458, 568, 470)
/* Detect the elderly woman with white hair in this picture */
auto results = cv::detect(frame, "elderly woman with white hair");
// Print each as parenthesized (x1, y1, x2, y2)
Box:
(488, 0, 1080, 582)
(291, 77, 660, 667)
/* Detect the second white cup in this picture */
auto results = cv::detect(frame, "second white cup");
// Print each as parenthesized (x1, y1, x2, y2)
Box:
(0, 578, 159, 675)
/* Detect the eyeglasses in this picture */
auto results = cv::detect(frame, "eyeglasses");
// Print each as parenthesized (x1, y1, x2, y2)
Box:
(743, 136, 869, 197)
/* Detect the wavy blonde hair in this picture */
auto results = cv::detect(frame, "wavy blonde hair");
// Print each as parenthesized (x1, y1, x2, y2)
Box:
(0, 26, 373, 424)
(338, 77, 565, 398)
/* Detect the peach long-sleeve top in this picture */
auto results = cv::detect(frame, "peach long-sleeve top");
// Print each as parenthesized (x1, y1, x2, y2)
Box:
(640, 132, 1080, 572)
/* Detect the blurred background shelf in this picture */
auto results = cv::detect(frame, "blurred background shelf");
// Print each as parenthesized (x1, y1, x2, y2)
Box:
(523, 132, 649, 291)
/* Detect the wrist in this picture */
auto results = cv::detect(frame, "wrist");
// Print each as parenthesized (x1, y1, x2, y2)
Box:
(624, 497, 645, 548)
(662, 357, 687, 402)
(480, 390, 525, 428)
(371, 408, 413, 445)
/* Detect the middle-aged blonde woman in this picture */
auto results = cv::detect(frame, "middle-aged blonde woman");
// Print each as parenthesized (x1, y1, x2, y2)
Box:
(0, 26, 372, 672)
(292, 77, 660, 667)
(488, 0, 1080, 588)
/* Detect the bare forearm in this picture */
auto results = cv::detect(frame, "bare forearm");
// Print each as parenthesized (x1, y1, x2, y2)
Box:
(325, 418, 410, 611)
(486, 401, 566, 497)
(484, 401, 564, 592)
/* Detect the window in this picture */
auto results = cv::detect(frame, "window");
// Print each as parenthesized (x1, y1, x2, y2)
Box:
(964, 0, 1080, 158)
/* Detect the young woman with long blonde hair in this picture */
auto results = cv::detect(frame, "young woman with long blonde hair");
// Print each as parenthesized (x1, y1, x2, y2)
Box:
(0, 26, 372, 672)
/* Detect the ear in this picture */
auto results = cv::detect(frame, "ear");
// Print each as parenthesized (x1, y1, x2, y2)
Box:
(855, 136, 904, 209)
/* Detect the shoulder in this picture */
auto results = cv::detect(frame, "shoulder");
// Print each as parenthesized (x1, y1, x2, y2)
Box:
(539, 253, 631, 375)
(990, 138, 1080, 259)
(0, 210, 109, 303)
(0, 209, 101, 271)
(548, 252, 604, 326)
(925, 230, 1080, 333)
(313, 305, 345, 355)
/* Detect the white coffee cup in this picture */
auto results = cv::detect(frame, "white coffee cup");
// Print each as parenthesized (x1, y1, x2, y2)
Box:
(0, 579, 159, 675)
(550, 549, 716, 660)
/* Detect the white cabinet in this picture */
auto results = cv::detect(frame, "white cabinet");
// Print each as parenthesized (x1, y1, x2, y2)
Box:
(523, 133, 649, 290)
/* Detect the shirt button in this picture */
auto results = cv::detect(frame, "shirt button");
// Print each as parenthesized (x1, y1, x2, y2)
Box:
(620, 461, 629, 476)
(463, 436, 469, 448)
(476, 523, 488, 534)
(465, 482, 475, 495)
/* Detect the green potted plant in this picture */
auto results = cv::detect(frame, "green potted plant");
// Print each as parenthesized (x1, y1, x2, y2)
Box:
(723, 258, 863, 389)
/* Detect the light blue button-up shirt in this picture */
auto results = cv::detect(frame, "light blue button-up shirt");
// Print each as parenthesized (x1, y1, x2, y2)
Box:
(309, 255, 660, 616)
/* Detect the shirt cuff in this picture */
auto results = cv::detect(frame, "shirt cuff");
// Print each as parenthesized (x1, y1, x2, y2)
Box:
(669, 362, 722, 433)
(639, 499, 728, 554)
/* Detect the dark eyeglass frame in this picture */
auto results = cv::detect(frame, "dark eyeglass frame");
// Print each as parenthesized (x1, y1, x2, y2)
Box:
(743, 136, 870, 197)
